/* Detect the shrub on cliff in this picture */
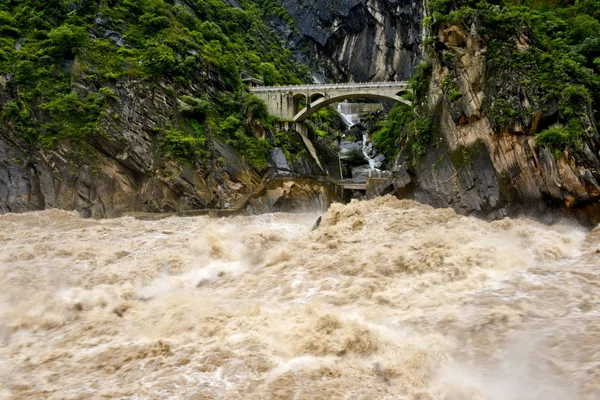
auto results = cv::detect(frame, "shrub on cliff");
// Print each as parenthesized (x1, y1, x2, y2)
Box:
(162, 124, 207, 162)
(47, 24, 87, 59)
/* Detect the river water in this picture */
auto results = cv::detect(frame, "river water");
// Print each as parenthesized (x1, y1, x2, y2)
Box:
(0, 196, 599, 399)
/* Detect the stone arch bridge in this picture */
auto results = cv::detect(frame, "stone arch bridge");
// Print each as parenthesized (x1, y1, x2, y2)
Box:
(249, 81, 411, 122)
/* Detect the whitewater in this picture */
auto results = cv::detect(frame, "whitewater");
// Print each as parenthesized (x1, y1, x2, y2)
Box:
(0, 196, 598, 399)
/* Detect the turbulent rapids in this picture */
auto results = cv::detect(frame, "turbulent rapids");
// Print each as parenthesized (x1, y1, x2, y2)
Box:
(0, 196, 599, 399)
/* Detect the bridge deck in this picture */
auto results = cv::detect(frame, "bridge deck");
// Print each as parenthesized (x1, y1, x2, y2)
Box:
(249, 81, 409, 93)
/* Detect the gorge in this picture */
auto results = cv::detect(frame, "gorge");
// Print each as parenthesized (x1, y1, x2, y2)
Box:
(1, 0, 599, 224)
(2, 1, 600, 399)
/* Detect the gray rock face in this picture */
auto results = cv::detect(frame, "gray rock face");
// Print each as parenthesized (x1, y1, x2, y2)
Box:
(104, 30, 125, 47)
(351, 165, 390, 181)
(372, 153, 385, 169)
(0, 78, 263, 217)
(270, 147, 292, 173)
(400, 23, 600, 224)
(271, 0, 425, 82)
(339, 140, 362, 158)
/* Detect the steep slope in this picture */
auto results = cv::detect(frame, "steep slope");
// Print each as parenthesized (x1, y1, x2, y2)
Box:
(265, 0, 425, 82)
(0, 0, 325, 216)
(377, 0, 600, 224)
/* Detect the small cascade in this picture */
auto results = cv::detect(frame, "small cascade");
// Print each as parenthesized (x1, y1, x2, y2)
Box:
(337, 103, 360, 127)
(336, 102, 383, 177)
(362, 132, 377, 170)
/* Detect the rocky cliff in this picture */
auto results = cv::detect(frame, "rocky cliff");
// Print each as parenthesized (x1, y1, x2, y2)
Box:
(269, 0, 425, 82)
(0, 0, 329, 217)
(0, 77, 255, 217)
(2, 0, 600, 224)
(387, 11, 600, 225)
(0, 75, 333, 217)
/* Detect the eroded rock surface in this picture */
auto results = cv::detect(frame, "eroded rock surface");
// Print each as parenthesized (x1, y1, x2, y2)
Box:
(270, 0, 425, 82)
(395, 24, 600, 224)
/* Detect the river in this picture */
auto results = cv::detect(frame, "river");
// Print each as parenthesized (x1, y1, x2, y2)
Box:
(0, 196, 599, 399)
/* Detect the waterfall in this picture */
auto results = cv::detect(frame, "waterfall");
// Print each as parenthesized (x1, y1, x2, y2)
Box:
(336, 103, 359, 127)
(362, 132, 377, 170)
(337, 102, 379, 171)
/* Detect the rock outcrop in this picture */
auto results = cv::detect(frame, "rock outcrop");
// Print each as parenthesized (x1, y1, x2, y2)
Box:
(392, 24, 600, 224)
(0, 78, 265, 217)
(270, 0, 425, 82)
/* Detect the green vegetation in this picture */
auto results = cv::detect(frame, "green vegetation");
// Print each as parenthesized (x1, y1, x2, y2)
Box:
(162, 123, 207, 161)
(373, 102, 433, 161)
(373, 61, 434, 162)
(535, 120, 585, 155)
(0, 0, 309, 169)
(428, 0, 600, 154)
(449, 89, 463, 102)
(373, 104, 415, 158)
(308, 106, 342, 137)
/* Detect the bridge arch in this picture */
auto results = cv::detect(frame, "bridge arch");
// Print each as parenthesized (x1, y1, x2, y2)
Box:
(293, 93, 412, 122)
(310, 92, 325, 103)
(292, 93, 307, 114)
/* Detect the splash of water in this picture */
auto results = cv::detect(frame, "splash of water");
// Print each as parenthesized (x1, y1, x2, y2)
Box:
(337, 102, 359, 127)
(0, 197, 598, 399)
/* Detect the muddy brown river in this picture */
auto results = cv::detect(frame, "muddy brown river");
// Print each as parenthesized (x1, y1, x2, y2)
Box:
(0, 196, 598, 399)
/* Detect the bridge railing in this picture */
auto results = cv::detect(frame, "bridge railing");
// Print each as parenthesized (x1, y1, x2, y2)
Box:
(249, 81, 409, 92)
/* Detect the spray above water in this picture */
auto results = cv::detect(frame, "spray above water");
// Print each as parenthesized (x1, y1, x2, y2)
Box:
(0, 197, 598, 399)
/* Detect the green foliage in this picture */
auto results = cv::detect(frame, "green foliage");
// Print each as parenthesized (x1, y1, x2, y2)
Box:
(410, 61, 433, 102)
(449, 89, 463, 102)
(259, 62, 281, 85)
(411, 115, 434, 157)
(1, 100, 21, 119)
(373, 104, 415, 158)
(39, 91, 106, 147)
(535, 120, 585, 152)
(245, 137, 271, 170)
(162, 125, 206, 161)
(0, 0, 310, 161)
(142, 45, 177, 77)
(567, 14, 600, 42)
(373, 102, 433, 161)
(99, 87, 118, 101)
(428, 0, 600, 138)
(487, 98, 520, 127)
(140, 13, 171, 33)
(179, 95, 211, 120)
(219, 113, 270, 169)
(47, 24, 87, 58)
(559, 85, 592, 119)
(307, 106, 342, 137)
(246, 94, 269, 121)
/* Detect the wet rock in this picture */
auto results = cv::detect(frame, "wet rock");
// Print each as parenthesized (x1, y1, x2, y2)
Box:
(402, 23, 600, 224)
(246, 181, 331, 213)
(270, 148, 292, 174)
(0, 79, 262, 217)
(311, 216, 322, 231)
(339, 141, 361, 158)
(372, 154, 385, 169)
(272, 0, 425, 82)
(104, 30, 125, 47)
(351, 165, 373, 181)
